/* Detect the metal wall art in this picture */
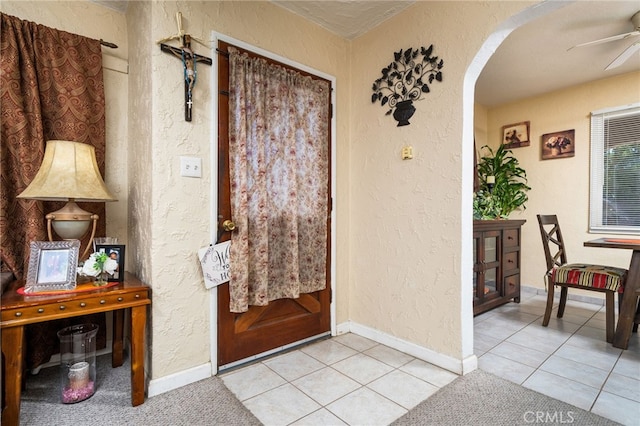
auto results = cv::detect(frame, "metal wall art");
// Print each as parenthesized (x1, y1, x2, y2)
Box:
(371, 45, 444, 126)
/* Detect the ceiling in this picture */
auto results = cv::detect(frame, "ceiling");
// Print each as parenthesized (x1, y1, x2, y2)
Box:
(272, 1, 640, 107)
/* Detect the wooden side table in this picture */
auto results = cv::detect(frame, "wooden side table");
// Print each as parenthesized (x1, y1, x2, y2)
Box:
(1, 272, 151, 426)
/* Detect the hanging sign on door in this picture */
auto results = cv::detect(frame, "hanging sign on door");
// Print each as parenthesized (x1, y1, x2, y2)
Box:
(198, 241, 231, 289)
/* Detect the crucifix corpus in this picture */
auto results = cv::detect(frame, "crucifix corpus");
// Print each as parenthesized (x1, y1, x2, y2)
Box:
(160, 34, 212, 122)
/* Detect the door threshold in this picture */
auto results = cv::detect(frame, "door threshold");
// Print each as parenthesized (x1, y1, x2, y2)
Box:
(218, 332, 331, 373)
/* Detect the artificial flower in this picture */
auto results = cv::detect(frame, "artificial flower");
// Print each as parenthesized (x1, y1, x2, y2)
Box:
(82, 251, 118, 277)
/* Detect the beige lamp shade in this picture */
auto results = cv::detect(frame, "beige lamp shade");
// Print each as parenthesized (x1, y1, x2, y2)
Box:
(17, 140, 116, 202)
(18, 140, 116, 256)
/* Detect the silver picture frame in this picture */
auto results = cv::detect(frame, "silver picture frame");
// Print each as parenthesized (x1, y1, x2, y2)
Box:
(25, 240, 80, 293)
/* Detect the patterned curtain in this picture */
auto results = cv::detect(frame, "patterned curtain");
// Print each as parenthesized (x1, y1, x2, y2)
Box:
(0, 13, 107, 368)
(228, 47, 330, 313)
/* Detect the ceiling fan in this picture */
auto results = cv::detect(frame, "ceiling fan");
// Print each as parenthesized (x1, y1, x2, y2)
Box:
(570, 11, 640, 71)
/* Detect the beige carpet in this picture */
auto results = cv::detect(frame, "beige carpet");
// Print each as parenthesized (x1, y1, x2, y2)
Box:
(19, 354, 261, 425)
(392, 369, 621, 426)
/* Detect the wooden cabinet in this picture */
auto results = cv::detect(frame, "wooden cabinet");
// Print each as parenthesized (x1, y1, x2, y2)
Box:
(473, 219, 525, 315)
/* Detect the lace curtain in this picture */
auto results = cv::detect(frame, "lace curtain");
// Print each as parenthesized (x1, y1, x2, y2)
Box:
(228, 47, 330, 313)
(0, 13, 107, 368)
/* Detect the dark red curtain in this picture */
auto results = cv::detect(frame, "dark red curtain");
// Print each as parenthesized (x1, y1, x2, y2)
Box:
(0, 13, 107, 368)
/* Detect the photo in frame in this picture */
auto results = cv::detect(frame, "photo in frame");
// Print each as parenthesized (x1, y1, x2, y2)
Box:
(502, 121, 530, 148)
(95, 244, 125, 282)
(542, 129, 575, 160)
(25, 240, 80, 293)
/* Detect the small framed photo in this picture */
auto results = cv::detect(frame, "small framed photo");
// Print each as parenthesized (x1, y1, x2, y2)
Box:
(542, 129, 575, 160)
(25, 240, 80, 293)
(502, 121, 530, 148)
(95, 244, 125, 282)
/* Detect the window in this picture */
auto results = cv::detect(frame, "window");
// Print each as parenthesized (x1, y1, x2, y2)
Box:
(589, 103, 640, 234)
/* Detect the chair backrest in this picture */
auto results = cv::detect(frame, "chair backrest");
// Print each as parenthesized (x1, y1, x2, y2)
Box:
(537, 214, 568, 274)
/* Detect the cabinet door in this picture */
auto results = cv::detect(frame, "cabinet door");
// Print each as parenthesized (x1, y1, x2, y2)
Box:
(474, 230, 501, 302)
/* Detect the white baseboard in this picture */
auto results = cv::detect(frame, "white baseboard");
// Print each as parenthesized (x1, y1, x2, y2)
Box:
(337, 320, 477, 376)
(148, 362, 213, 397)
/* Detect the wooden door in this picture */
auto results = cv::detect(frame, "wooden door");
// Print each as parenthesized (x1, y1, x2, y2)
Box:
(216, 41, 332, 367)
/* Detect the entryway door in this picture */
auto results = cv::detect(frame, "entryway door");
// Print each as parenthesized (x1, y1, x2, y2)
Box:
(216, 40, 332, 367)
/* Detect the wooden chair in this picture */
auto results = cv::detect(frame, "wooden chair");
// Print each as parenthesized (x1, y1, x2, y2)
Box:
(536, 214, 628, 343)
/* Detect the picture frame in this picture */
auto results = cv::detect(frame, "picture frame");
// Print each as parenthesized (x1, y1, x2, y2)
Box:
(25, 240, 80, 293)
(95, 244, 125, 282)
(502, 121, 530, 148)
(542, 129, 575, 160)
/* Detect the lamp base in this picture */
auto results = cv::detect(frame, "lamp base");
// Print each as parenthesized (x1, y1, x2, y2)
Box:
(46, 201, 98, 260)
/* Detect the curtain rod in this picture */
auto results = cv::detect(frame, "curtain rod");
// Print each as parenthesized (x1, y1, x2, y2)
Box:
(100, 39, 118, 49)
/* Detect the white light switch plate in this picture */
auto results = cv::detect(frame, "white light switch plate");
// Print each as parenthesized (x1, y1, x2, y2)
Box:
(180, 156, 202, 178)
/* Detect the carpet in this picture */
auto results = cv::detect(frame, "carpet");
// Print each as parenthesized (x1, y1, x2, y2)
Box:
(19, 354, 261, 425)
(392, 369, 621, 426)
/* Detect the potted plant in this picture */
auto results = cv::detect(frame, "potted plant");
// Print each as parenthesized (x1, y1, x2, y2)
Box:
(473, 144, 531, 220)
(371, 45, 444, 126)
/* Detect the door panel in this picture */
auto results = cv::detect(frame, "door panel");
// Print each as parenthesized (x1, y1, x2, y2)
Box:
(217, 41, 331, 367)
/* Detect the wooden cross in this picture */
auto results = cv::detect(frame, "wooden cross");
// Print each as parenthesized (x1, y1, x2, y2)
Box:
(160, 34, 212, 122)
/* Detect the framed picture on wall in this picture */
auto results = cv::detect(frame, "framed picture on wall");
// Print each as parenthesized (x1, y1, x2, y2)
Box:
(502, 121, 530, 148)
(95, 244, 125, 282)
(541, 129, 575, 160)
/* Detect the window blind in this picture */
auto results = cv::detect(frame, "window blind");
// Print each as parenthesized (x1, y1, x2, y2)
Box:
(589, 103, 640, 234)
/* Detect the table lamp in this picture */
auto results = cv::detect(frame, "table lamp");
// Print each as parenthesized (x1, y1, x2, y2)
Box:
(17, 140, 117, 259)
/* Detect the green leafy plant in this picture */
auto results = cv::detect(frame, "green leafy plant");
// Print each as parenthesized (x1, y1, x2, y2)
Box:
(474, 144, 531, 220)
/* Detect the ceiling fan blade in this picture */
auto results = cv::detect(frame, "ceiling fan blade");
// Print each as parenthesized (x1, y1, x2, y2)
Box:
(606, 41, 640, 70)
(569, 30, 640, 50)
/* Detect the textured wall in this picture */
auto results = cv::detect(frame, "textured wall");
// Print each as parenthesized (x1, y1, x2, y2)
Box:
(349, 1, 535, 358)
(485, 72, 640, 295)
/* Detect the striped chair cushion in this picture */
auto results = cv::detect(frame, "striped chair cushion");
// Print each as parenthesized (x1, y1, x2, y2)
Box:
(552, 264, 627, 293)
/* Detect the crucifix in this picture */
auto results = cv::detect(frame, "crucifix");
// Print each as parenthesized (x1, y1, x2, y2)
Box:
(160, 34, 212, 121)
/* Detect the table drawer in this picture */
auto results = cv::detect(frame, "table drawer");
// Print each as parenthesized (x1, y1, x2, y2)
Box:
(503, 229, 520, 248)
(503, 252, 519, 272)
(2, 291, 149, 325)
(504, 274, 520, 299)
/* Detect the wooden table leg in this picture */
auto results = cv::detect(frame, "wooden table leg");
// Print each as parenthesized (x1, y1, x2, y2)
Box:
(130, 305, 147, 406)
(1, 326, 24, 426)
(112, 309, 125, 367)
(613, 250, 640, 349)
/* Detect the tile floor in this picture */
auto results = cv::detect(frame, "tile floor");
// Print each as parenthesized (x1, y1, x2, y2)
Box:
(220, 291, 640, 426)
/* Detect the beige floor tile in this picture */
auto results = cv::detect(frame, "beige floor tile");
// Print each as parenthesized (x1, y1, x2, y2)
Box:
(220, 362, 286, 401)
(399, 358, 458, 387)
(364, 344, 415, 368)
(263, 350, 325, 381)
(244, 383, 321, 426)
(478, 352, 535, 385)
(332, 353, 394, 385)
(326, 387, 406, 426)
(301, 339, 358, 365)
(523, 370, 599, 411)
(592, 391, 640, 425)
(333, 333, 377, 352)
(539, 354, 610, 389)
(290, 408, 348, 425)
(603, 372, 640, 403)
(292, 367, 360, 406)
(489, 341, 550, 368)
(368, 370, 439, 409)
